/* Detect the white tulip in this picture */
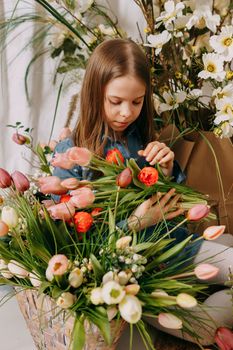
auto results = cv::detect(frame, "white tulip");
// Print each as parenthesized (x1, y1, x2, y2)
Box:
(90, 287, 104, 305)
(176, 293, 197, 309)
(68, 268, 83, 288)
(29, 271, 41, 287)
(107, 306, 118, 321)
(0, 259, 13, 279)
(101, 281, 125, 305)
(102, 271, 114, 284)
(45, 266, 54, 282)
(118, 271, 131, 285)
(56, 292, 75, 309)
(8, 260, 29, 278)
(1, 206, 19, 228)
(158, 312, 183, 329)
(119, 295, 142, 324)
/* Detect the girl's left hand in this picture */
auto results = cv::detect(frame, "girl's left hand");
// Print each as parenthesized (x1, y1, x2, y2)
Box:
(138, 141, 174, 177)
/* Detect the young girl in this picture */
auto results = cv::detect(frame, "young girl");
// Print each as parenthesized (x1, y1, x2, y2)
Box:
(53, 38, 233, 346)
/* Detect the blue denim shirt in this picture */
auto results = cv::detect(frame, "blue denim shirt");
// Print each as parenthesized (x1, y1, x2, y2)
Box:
(53, 125, 185, 184)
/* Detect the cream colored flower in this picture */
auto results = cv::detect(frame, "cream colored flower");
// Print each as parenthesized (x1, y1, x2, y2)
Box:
(214, 100, 233, 125)
(158, 312, 183, 329)
(186, 0, 220, 33)
(116, 236, 132, 250)
(176, 293, 197, 308)
(68, 268, 83, 288)
(119, 295, 142, 324)
(90, 287, 104, 305)
(1, 206, 19, 228)
(215, 122, 233, 138)
(101, 281, 125, 305)
(198, 53, 225, 81)
(29, 271, 41, 287)
(210, 26, 233, 61)
(213, 84, 233, 107)
(0, 259, 13, 279)
(57, 292, 76, 309)
(156, 1, 185, 29)
(146, 31, 171, 55)
(159, 90, 186, 113)
(8, 260, 29, 279)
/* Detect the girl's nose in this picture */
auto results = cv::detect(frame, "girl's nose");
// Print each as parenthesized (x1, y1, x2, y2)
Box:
(120, 104, 132, 118)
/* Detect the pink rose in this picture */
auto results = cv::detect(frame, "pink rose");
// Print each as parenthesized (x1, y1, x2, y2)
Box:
(48, 254, 69, 276)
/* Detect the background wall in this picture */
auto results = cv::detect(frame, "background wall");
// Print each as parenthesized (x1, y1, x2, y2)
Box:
(0, 0, 146, 173)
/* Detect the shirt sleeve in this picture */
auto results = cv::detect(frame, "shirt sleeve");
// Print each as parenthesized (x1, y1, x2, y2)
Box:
(172, 160, 186, 184)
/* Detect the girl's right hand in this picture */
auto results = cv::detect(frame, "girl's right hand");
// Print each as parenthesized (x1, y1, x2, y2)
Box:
(127, 188, 184, 232)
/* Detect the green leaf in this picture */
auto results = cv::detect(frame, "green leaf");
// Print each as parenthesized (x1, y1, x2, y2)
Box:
(146, 235, 193, 270)
(90, 253, 104, 281)
(38, 281, 51, 294)
(51, 286, 62, 299)
(86, 307, 111, 345)
(108, 208, 115, 234)
(72, 315, 85, 350)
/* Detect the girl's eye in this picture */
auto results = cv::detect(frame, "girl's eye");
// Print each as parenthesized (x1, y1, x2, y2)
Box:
(110, 101, 121, 105)
(133, 100, 143, 105)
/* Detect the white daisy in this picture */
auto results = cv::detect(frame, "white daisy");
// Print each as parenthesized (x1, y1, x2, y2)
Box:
(214, 101, 233, 124)
(213, 84, 233, 107)
(145, 31, 171, 55)
(198, 53, 225, 81)
(186, 1, 220, 33)
(156, 0, 185, 29)
(159, 90, 186, 113)
(218, 122, 233, 138)
(210, 26, 233, 61)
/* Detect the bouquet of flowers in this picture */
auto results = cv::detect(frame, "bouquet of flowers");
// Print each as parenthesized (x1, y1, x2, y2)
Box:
(0, 127, 225, 350)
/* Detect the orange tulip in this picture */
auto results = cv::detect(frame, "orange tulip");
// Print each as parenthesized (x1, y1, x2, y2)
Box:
(138, 167, 159, 186)
(74, 211, 93, 233)
(106, 148, 124, 164)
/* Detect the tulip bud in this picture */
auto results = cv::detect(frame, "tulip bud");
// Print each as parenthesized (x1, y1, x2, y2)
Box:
(68, 268, 83, 288)
(116, 236, 132, 249)
(90, 287, 104, 305)
(203, 225, 225, 240)
(215, 327, 233, 350)
(0, 259, 13, 279)
(12, 133, 28, 145)
(60, 178, 79, 190)
(107, 306, 118, 321)
(29, 271, 41, 287)
(194, 263, 219, 280)
(125, 284, 140, 295)
(56, 292, 76, 309)
(176, 293, 197, 309)
(11, 171, 30, 193)
(45, 266, 54, 281)
(1, 206, 19, 228)
(116, 168, 132, 188)
(158, 313, 183, 329)
(0, 220, 9, 237)
(0, 168, 12, 188)
(187, 204, 210, 221)
(151, 289, 169, 298)
(8, 260, 29, 278)
(119, 295, 142, 324)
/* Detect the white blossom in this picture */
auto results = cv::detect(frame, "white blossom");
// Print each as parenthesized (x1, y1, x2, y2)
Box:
(156, 1, 185, 29)
(119, 295, 142, 324)
(90, 287, 104, 305)
(198, 53, 225, 81)
(210, 26, 233, 62)
(8, 260, 29, 279)
(159, 91, 186, 113)
(57, 292, 76, 309)
(186, 0, 220, 33)
(146, 31, 171, 55)
(101, 281, 125, 305)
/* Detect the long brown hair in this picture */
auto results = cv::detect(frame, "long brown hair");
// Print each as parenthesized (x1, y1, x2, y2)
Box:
(73, 38, 155, 155)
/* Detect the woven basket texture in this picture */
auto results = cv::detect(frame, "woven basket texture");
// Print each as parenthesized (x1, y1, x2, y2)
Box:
(15, 288, 126, 350)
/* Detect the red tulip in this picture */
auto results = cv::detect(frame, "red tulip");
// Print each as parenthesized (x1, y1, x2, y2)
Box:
(67, 147, 92, 166)
(106, 148, 124, 164)
(38, 176, 67, 195)
(73, 211, 93, 233)
(11, 171, 30, 193)
(203, 225, 225, 240)
(187, 204, 210, 221)
(12, 133, 28, 145)
(116, 168, 132, 187)
(138, 167, 159, 186)
(194, 263, 219, 280)
(215, 327, 233, 350)
(0, 168, 12, 188)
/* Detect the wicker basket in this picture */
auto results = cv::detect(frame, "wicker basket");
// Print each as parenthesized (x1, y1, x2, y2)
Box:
(15, 288, 126, 350)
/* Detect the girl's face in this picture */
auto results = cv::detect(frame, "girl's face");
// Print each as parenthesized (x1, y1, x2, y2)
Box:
(104, 75, 146, 136)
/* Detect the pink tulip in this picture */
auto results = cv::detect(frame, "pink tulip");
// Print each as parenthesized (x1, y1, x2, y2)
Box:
(12, 133, 28, 145)
(0, 220, 9, 237)
(48, 140, 58, 151)
(58, 127, 72, 141)
(11, 171, 30, 193)
(42, 199, 56, 208)
(60, 178, 80, 190)
(69, 187, 95, 208)
(158, 313, 183, 329)
(194, 263, 219, 280)
(0, 168, 12, 188)
(48, 254, 69, 276)
(215, 327, 233, 350)
(187, 204, 210, 221)
(116, 168, 132, 188)
(51, 152, 76, 170)
(47, 202, 75, 220)
(38, 176, 67, 195)
(67, 147, 92, 166)
(203, 225, 226, 240)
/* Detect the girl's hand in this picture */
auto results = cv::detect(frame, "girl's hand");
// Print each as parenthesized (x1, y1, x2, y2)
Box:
(127, 189, 184, 231)
(138, 141, 174, 177)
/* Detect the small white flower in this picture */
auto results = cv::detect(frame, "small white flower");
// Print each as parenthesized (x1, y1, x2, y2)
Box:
(68, 268, 83, 288)
(56, 292, 76, 309)
(213, 84, 233, 107)
(215, 122, 233, 138)
(146, 31, 171, 55)
(98, 24, 116, 36)
(186, 1, 220, 33)
(101, 281, 125, 305)
(210, 26, 233, 61)
(198, 53, 225, 82)
(119, 295, 142, 324)
(131, 264, 138, 273)
(159, 90, 186, 113)
(214, 101, 233, 125)
(125, 258, 132, 265)
(8, 260, 29, 279)
(156, 1, 185, 29)
(102, 271, 114, 284)
(90, 287, 104, 305)
(118, 271, 131, 285)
